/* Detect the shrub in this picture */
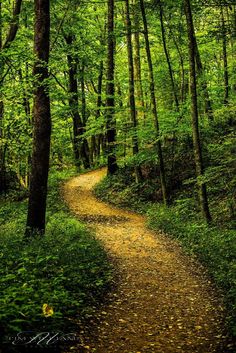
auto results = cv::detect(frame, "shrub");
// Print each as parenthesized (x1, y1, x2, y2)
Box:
(0, 170, 113, 351)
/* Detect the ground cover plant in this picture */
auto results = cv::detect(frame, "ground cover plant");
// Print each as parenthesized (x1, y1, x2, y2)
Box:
(0, 170, 113, 352)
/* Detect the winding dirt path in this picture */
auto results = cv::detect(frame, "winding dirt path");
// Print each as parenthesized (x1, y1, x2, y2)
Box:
(63, 168, 228, 353)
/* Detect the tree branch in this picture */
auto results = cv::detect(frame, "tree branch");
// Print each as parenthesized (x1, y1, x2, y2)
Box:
(2, 0, 23, 50)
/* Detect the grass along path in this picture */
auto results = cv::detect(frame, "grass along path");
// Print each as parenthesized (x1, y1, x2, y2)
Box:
(63, 168, 228, 353)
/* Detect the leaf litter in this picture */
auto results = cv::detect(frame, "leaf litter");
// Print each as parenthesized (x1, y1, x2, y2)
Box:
(63, 168, 232, 353)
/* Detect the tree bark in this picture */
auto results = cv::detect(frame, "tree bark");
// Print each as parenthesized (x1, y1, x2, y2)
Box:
(65, 35, 90, 169)
(0, 0, 23, 193)
(193, 36, 213, 120)
(106, 0, 118, 175)
(159, 4, 179, 112)
(221, 5, 229, 105)
(133, 0, 146, 122)
(2, 0, 23, 50)
(125, 0, 142, 183)
(184, 0, 211, 223)
(26, 0, 51, 235)
(139, 0, 168, 204)
(80, 63, 90, 168)
(93, 60, 104, 161)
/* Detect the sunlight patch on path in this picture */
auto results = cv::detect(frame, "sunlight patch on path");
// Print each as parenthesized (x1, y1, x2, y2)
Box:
(63, 168, 227, 353)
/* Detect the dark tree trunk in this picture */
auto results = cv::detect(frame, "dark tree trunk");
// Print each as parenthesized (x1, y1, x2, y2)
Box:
(139, 0, 168, 204)
(106, 0, 118, 175)
(65, 35, 90, 169)
(2, 0, 23, 50)
(184, 0, 211, 223)
(19, 68, 31, 188)
(125, 0, 142, 183)
(26, 0, 51, 236)
(0, 0, 23, 193)
(93, 60, 104, 161)
(221, 6, 229, 105)
(80, 63, 90, 168)
(166, 21, 186, 105)
(159, 4, 179, 112)
(193, 36, 213, 120)
(133, 0, 146, 122)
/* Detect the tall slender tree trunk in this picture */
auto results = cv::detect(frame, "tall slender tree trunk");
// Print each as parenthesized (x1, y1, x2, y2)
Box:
(65, 35, 90, 170)
(125, 0, 142, 183)
(26, 0, 51, 236)
(168, 24, 186, 104)
(19, 68, 31, 188)
(133, 0, 145, 122)
(159, 4, 179, 112)
(106, 0, 118, 175)
(80, 63, 90, 168)
(221, 6, 229, 105)
(139, 0, 168, 204)
(94, 60, 104, 160)
(184, 0, 211, 223)
(0, 0, 23, 193)
(193, 37, 213, 120)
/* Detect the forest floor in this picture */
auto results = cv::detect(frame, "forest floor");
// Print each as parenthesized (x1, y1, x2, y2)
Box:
(63, 168, 229, 353)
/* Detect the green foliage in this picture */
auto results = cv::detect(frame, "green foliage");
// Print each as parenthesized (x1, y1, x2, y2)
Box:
(94, 168, 154, 213)
(147, 204, 236, 336)
(0, 170, 113, 349)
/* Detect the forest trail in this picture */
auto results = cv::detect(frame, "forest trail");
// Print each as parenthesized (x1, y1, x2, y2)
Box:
(63, 168, 227, 353)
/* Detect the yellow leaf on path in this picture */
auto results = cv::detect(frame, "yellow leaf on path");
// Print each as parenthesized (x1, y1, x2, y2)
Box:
(118, 318, 126, 323)
(195, 325, 202, 330)
(42, 303, 54, 317)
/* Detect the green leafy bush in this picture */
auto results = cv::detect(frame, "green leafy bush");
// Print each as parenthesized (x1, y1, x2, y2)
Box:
(94, 168, 154, 213)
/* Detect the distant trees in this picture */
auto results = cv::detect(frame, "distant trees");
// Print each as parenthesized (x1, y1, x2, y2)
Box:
(65, 34, 90, 170)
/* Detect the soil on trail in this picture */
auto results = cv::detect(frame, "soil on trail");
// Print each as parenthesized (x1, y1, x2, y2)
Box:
(63, 168, 228, 353)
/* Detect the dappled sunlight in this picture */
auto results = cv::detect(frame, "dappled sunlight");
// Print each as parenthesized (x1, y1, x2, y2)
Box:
(64, 169, 227, 353)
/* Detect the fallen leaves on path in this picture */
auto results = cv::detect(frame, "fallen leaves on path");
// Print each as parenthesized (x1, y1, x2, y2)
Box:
(63, 168, 229, 353)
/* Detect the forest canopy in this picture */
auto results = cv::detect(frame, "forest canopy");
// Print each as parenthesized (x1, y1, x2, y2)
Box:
(0, 0, 235, 231)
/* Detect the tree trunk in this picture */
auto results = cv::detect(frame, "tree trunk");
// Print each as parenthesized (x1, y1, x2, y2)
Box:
(65, 35, 90, 169)
(94, 60, 104, 161)
(19, 67, 31, 188)
(184, 0, 211, 223)
(80, 63, 90, 168)
(26, 0, 51, 235)
(125, 0, 142, 183)
(0, 0, 23, 193)
(133, 0, 146, 122)
(221, 6, 229, 105)
(139, 0, 168, 204)
(106, 0, 118, 175)
(193, 36, 213, 120)
(159, 4, 179, 112)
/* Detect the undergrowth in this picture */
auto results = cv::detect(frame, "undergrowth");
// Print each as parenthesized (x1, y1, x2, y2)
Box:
(0, 169, 113, 352)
